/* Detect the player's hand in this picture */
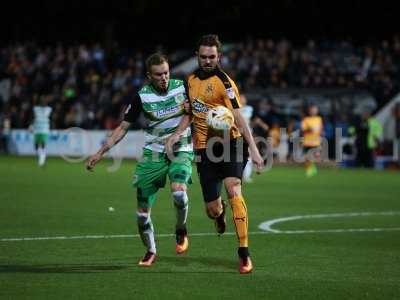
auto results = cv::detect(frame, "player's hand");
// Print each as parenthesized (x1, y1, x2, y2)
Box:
(183, 100, 191, 114)
(86, 153, 102, 172)
(250, 148, 264, 174)
(165, 133, 180, 155)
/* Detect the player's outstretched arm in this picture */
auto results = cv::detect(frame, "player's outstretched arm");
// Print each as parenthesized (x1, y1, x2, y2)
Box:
(86, 121, 131, 171)
(233, 109, 264, 173)
(165, 114, 192, 154)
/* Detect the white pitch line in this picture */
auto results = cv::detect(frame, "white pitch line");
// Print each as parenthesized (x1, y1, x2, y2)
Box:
(269, 227, 400, 234)
(1, 228, 400, 242)
(258, 211, 400, 233)
(0, 232, 238, 242)
(2, 211, 400, 242)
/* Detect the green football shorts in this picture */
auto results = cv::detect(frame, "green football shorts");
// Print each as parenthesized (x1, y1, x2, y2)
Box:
(134, 149, 193, 208)
(34, 133, 49, 145)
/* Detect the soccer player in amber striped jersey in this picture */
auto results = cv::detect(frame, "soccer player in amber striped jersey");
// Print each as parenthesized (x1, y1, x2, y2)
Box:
(167, 35, 263, 274)
(301, 104, 323, 177)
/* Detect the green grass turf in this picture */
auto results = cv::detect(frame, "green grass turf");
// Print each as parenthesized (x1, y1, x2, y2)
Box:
(0, 156, 399, 299)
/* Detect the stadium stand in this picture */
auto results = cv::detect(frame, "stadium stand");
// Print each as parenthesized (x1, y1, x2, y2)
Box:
(0, 36, 399, 162)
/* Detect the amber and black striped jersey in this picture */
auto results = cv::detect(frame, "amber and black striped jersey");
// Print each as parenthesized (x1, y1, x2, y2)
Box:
(301, 115, 323, 147)
(187, 66, 242, 149)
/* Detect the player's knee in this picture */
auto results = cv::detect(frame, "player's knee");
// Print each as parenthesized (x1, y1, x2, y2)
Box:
(206, 199, 222, 219)
(224, 178, 242, 198)
(171, 183, 188, 208)
(172, 190, 188, 208)
(171, 183, 187, 193)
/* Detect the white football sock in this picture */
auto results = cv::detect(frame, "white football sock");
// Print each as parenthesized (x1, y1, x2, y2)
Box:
(38, 148, 46, 166)
(136, 212, 156, 254)
(172, 191, 188, 230)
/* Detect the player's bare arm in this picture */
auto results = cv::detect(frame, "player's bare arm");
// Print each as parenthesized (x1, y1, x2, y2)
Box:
(165, 114, 192, 154)
(86, 121, 131, 171)
(232, 109, 264, 172)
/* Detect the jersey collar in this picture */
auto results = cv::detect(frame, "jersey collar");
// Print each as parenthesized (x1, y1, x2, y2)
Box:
(149, 81, 169, 95)
(194, 65, 222, 80)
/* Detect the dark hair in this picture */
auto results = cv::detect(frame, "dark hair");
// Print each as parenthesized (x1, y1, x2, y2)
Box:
(145, 53, 168, 72)
(196, 34, 222, 52)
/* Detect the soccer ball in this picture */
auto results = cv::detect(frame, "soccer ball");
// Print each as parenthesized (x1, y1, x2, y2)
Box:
(206, 106, 234, 131)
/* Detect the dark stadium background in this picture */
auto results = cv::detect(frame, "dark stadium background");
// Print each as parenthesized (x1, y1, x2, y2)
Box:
(2, 0, 399, 161)
(2, 1, 397, 48)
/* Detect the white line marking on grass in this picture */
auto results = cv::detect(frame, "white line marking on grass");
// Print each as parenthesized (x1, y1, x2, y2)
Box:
(0, 235, 140, 242)
(258, 211, 400, 233)
(2, 211, 400, 242)
(0, 232, 241, 242)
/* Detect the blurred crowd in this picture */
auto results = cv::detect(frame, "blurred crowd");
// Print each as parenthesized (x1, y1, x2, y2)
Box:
(0, 43, 148, 130)
(222, 36, 400, 105)
(0, 36, 399, 132)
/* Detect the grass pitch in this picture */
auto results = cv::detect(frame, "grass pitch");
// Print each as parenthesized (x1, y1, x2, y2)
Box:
(0, 156, 399, 299)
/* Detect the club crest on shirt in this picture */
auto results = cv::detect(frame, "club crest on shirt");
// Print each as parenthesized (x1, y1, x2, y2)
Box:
(175, 94, 186, 103)
(205, 83, 213, 95)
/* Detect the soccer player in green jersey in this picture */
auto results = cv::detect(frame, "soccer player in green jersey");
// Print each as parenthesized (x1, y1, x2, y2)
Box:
(86, 53, 193, 267)
(32, 96, 52, 167)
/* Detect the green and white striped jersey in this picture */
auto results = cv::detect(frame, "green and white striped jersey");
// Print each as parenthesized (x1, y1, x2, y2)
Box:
(124, 79, 192, 153)
(33, 106, 52, 134)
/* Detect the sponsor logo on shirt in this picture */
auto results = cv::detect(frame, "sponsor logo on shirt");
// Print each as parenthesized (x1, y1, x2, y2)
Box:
(155, 105, 180, 118)
(192, 98, 209, 113)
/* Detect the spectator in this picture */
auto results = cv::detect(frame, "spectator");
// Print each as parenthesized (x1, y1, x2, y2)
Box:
(349, 110, 383, 168)
(1, 36, 400, 133)
(252, 99, 271, 158)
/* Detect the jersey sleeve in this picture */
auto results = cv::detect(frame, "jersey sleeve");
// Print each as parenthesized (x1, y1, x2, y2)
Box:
(123, 93, 143, 123)
(216, 70, 241, 110)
